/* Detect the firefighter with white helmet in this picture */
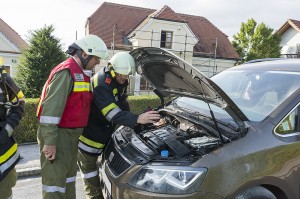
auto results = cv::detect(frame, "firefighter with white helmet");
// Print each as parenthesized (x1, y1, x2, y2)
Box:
(77, 51, 160, 199)
(36, 35, 107, 199)
(0, 56, 25, 199)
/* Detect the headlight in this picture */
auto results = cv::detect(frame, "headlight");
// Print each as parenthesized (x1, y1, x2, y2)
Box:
(128, 165, 207, 194)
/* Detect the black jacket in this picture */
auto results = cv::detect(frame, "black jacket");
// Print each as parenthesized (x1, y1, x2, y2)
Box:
(79, 67, 138, 154)
(0, 74, 25, 181)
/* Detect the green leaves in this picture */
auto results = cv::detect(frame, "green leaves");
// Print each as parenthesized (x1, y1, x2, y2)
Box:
(232, 18, 281, 63)
(15, 25, 67, 98)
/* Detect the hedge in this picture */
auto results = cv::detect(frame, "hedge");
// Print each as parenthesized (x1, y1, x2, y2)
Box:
(13, 95, 161, 144)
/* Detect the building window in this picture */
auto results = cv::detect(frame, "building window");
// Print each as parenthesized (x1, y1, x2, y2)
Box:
(160, 31, 173, 49)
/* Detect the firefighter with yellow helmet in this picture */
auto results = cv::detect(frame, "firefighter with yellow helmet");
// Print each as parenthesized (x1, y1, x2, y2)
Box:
(0, 56, 25, 199)
(36, 35, 107, 199)
(77, 52, 160, 198)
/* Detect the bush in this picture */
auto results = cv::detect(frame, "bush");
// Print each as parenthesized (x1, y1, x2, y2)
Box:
(14, 95, 162, 144)
(14, 98, 39, 143)
(128, 95, 161, 114)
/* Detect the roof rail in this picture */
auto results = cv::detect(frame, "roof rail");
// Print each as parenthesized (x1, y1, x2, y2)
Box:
(245, 58, 286, 64)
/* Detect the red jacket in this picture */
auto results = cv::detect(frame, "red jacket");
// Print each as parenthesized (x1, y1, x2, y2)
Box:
(37, 58, 92, 128)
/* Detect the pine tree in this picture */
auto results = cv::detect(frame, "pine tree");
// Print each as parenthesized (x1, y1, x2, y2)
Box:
(16, 25, 66, 98)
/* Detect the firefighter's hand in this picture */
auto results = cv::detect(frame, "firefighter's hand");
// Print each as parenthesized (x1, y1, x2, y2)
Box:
(43, 145, 56, 161)
(137, 111, 160, 124)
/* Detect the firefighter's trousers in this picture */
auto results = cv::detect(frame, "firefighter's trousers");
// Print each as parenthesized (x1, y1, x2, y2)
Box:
(37, 127, 82, 199)
(0, 168, 16, 199)
(77, 149, 104, 199)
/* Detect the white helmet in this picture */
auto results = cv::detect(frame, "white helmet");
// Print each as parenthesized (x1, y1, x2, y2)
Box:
(67, 34, 108, 59)
(75, 35, 108, 59)
(109, 52, 136, 75)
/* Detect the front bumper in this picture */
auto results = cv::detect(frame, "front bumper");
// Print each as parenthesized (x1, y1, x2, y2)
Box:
(101, 161, 223, 199)
(100, 140, 223, 199)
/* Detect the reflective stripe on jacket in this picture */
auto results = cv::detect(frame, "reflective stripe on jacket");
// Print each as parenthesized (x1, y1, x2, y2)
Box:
(36, 58, 93, 128)
(0, 139, 20, 181)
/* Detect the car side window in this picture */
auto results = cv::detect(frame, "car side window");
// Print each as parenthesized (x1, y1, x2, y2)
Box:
(275, 105, 299, 135)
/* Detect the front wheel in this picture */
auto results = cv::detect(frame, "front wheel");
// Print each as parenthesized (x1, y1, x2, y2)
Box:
(234, 186, 277, 199)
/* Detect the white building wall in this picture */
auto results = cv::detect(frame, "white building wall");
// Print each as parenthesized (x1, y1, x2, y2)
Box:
(130, 19, 198, 64)
(192, 57, 237, 77)
(0, 35, 22, 77)
(280, 28, 300, 55)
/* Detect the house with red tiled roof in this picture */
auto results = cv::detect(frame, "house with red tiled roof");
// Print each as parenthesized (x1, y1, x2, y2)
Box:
(86, 2, 240, 93)
(86, 2, 239, 75)
(0, 18, 27, 77)
(277, 19, 300, 58)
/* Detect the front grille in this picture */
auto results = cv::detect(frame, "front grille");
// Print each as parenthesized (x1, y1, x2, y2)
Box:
(104, 140, 131, 177)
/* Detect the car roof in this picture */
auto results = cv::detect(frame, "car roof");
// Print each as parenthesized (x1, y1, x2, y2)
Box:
(231, 59, 300, 72)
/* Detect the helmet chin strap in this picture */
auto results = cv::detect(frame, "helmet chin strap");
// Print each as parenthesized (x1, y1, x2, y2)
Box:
(75, 51, 93, 69)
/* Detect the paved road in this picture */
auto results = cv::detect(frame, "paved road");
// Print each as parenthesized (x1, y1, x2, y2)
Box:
(13, 171, 86, 199)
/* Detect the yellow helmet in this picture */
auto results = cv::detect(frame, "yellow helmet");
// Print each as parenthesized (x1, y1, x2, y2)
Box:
(109, 52, 136, 75)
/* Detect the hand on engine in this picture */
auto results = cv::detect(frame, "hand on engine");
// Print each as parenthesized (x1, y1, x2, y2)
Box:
(137, 110, 160, 124)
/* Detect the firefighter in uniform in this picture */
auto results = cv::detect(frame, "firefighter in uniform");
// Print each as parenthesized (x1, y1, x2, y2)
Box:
(0, 56, 25, 199)
(36, 35, 108, 199)
(77, 52, 160, 199)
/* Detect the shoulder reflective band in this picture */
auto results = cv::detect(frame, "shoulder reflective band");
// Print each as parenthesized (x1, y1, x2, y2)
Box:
(73, 82, 90, 92)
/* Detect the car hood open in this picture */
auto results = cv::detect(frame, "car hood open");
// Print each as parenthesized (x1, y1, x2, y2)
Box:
(130, 47, 248, 122)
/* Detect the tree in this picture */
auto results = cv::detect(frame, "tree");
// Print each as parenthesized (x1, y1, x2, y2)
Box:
(16, 25, 67, 98)
(232, 18, 281, 63)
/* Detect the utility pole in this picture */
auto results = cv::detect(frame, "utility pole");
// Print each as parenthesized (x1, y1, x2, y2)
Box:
(112, 25, 116, 55)
(214, 37, 218, 74)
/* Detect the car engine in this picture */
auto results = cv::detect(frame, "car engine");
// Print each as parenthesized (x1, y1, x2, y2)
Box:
(134, 112, 223, 160)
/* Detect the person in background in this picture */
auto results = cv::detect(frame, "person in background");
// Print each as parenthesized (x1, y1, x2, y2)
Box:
(77, 52, 160, 199)
(36, 35, 108, 199)
(0, 56, 25, 199)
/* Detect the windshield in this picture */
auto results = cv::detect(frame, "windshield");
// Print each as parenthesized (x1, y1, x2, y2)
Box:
(174, 97, 233, 122)
(212, 70, 300, 121)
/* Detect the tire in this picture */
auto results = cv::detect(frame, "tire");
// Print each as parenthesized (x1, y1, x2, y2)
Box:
(234, 186, 277, 199)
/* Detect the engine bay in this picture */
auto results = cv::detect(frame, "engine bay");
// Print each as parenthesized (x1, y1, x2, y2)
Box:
(132, 111, 224, 160)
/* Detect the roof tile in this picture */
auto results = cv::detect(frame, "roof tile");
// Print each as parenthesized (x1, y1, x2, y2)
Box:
(0, 18, 28, 50)
(277, 19, 300, 35)
(151, 5, 186, 22)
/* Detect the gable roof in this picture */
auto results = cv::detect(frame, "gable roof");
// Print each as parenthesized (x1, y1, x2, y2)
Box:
(86, 2, 239, 60)
(277, 19, 300, 35)
(0, 18, 28, 51)
(151, 5, 186, 23)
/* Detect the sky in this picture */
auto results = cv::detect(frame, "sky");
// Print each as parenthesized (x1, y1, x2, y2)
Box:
(2, 0, 300, 50)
